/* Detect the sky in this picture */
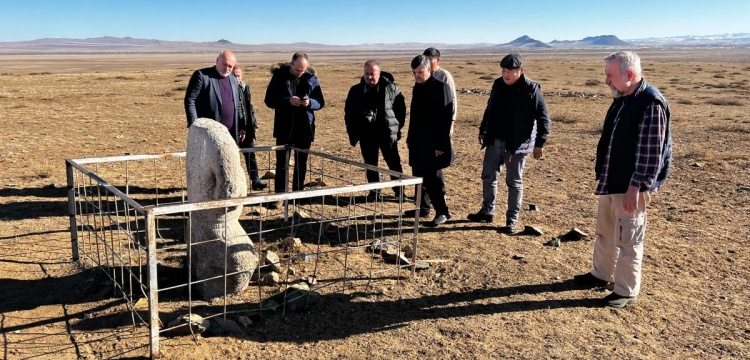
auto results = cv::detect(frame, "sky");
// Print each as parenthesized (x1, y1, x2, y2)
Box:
(2, 0, 748, 44)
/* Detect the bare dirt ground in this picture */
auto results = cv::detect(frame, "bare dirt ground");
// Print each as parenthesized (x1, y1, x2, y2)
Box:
(0, 49, 748, 359)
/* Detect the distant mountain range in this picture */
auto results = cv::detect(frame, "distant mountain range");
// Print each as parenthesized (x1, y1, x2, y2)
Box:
(0, 33, 748, 54)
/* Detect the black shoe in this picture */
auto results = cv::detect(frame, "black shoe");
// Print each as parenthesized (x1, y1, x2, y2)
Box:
(603, 292, 636, 308)
(573, 272, 612, 289)
(467, 212, 493, 223)
(404, 209, 429, 218)
(497, 223, 516, 234)
(251, 179, 268, 190)
(426, 213, 451, 227)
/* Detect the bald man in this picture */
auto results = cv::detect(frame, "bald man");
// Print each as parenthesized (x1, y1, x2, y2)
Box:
(184, 50, 246, 145)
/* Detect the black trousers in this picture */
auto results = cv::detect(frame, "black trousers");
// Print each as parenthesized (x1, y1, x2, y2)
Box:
(239, 136, 260, 183)
(411, 166, 449, 216)
(359, 138, 403, 192)
(275, 138, 311, 193)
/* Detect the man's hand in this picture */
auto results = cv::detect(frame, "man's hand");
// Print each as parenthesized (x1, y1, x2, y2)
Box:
(239, 130, 246, 143)
(478, 134, 484, 145)
(301, 96, 310, 107)
(623, 185, 640, 214)
(435, 150, 444, 157)
(289, 96, 302, 106)
(533, 147, 544, 160)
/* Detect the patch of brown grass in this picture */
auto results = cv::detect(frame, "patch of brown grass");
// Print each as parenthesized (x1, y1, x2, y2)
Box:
(708, 124, 750, 134)
(584, 79, 601, 86)
(706, 98, 743, 106)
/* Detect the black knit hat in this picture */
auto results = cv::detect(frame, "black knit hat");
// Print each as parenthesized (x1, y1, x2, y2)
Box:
(500, 53, 524, 69)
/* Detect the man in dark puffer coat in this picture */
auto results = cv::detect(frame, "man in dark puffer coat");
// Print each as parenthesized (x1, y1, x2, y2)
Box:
(344, 60, 407, 199)
(264, 52, 325, 208)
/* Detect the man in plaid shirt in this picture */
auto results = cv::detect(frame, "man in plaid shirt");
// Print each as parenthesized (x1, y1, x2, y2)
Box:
(574, 51, 673, 308)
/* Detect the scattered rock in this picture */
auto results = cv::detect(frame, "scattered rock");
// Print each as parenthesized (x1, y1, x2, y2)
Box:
(414, 260, 430, 271)
(512, 254, 526, 260)
(265, 285, 320, 313)
(134, 297, 149, 310)
(206, 318, 244, 337)
(261, 170, 275, 180)
(528, 204, 539, 212)
(0, 151, 14, 157)
(263, 250, 281, 272)
(556, 178, 565, 182)
(367, 239, 391, 253)
(737, 186, 750, 192)
(544, 238, 561, 248)
(402, 244, 415, 258)
(309, 177, 327, 187)
(262, 272, 280, 285)
(282, 237, 302, 251)
(544, 90, 600, 99)
(261, 298, 281, 312)
(295, 253, 315, 262)
(691, 162, 705, 167)
(290, 281, 310, 292)
(237, 316, 253, 329)
(304, 275, 318, 286)
(288, 267, 297, 276)
(561, 228, 589, 241)
(382, 247, 411, 265)
(522, 225, 544, 236)
(293, 210, 310, 220)
(45, 182, 65, 189)
(165, 314, 209, 336)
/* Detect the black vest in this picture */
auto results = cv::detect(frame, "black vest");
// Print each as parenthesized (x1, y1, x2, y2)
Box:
(595, 80, 672, 194)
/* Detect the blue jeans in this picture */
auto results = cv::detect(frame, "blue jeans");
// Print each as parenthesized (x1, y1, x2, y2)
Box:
(480, 139, 527, 225)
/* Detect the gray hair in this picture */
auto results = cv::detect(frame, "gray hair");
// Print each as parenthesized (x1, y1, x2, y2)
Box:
(364, 59, 380, 69)
(604, 51, 641, 78)
(411, 55, 431, 70)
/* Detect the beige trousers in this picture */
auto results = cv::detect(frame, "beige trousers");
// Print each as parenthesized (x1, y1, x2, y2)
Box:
(591, 191, 650, 297)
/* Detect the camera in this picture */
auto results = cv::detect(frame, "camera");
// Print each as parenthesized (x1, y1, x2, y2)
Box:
(363, 109, 377, 123)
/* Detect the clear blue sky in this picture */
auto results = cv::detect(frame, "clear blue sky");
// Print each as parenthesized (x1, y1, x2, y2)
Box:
(2, 0, 748, 44)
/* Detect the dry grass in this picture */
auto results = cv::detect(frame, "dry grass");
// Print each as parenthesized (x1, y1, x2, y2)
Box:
(0, 51, 748, 360)
(706, 98, 743, 106)
(584, 79, 601, 86)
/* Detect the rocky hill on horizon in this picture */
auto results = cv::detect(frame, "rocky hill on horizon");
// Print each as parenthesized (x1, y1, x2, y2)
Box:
(1, 33, 748, 54)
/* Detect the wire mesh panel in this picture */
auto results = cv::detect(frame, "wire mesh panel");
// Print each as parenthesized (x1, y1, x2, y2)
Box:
(67, 147, 422, 358)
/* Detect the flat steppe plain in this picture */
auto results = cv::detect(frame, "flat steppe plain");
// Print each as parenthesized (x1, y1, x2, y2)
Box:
(0, 49, 748, 359)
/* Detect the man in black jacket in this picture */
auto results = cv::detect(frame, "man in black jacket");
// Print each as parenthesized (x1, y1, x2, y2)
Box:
(184, 50, 244, 140)
(406, 55, 454, 227)
(344, 60, 407, 199)
(232, 65, 267, 191)
(467, 53, 551, 234)
(264, 52, 325, 208)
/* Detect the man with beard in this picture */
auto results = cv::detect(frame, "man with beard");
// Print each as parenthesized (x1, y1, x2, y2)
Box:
(405, 55, 454, 227)
(574, 51, 673, 309)
(344, 60, 406, 200)
(184, 50, 244, 140)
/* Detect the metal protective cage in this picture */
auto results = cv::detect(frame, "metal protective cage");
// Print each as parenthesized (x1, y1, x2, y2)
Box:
(66, 146, 423, 358)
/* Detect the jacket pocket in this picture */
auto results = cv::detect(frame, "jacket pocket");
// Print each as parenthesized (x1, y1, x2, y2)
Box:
(617, 215, 646, 245)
